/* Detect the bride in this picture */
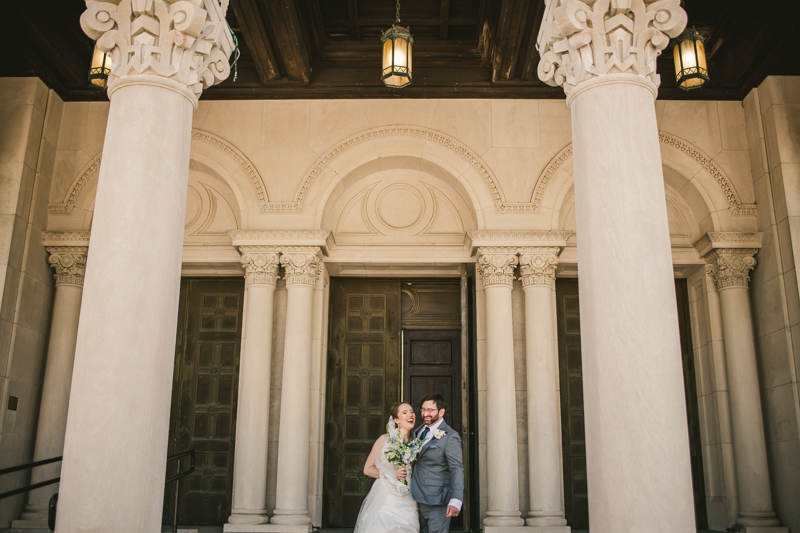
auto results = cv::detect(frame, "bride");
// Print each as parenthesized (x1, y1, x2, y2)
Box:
(354, 401, 419, 533)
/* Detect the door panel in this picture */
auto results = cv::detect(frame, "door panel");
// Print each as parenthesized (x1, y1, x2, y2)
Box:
(325, 280, 401, 528)
(164, 279, 244, 525)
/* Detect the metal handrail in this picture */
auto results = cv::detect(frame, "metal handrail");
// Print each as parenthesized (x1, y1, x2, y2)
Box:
(0, 456, 62, 501)
(166, 449, 196, 533)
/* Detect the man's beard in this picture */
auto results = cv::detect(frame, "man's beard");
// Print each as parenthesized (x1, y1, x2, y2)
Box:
(424, 412, 441, 426)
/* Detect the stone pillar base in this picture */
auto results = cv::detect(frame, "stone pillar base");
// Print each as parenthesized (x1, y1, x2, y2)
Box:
(223, 525, 311, 533)
(739, 528, 788, 533)
(525, 526, 571, 533)
(9, 518, 49, 529)
(483, 527, 538, 533)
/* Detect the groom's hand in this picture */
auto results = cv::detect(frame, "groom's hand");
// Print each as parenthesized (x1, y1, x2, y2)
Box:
(446, 505, 460, 518)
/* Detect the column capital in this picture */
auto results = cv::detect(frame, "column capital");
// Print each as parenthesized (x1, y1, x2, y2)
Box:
(703, 248, 759, 290)
(46, 247, 89, 287)
(518, 247, 560, 288)
(536, 0, 687, 98)
(280, 247, 323, 287)
(477, 247, 518, 288)
(80, 0, 235, 107)
(239, 246, 280, 287)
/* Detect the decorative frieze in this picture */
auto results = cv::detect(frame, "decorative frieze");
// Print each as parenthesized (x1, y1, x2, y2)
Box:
(518, 247, 560, 288)
(476, 247, 518, 287)
(239, 246, 280, 287)
(537, 0, 687, 95)
(46, 247, 89, 287)
(280, 248, 324, 287)
(693, 232, 763, 256)
(703, 249, 758, 290)
(80, 0, 234, 100)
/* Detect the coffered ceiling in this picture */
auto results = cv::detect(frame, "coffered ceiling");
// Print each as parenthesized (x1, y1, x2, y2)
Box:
(2, 0, 798, 101)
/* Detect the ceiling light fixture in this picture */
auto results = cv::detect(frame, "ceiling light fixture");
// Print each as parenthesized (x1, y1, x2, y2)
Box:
(381, 0, 413, 89)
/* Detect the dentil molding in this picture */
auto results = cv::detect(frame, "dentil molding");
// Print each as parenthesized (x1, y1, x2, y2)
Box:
(228, 230, 331, 254)
(80, 0, 234, 102)
(519, 247, 560, 287)
(46, 247, 89, 287)
(693, 232, 763, 257)
(42, 231, 91, 246)
(476, 247, 519, 287)
(536, 0, 687, 95)
(466, 230, 571, 253)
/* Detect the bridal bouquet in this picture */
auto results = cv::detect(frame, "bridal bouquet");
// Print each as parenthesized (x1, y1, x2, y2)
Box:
(385, 418, 424, 485)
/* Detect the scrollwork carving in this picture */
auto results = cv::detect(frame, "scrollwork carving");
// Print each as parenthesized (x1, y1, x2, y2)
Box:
(703, 249, 758, 290)
(80, 0, 234, 100)
(46, 247, 89, 287)
(280, 248, 324, 287)
(476, 247, 518, 287)
(537, 0, 687, 95)
(239, 246, 280, 287)
(518, 247, 560, 287)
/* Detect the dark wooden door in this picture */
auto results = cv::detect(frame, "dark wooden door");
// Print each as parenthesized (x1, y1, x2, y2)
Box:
(556, 279, 707, 529)
(324, 279, 401, 528)
(164, 279, 244, 525)
(402, 329, 462, 438)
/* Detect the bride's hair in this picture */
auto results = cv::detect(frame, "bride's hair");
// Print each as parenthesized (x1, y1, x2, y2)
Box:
(389, 401, 412, 421)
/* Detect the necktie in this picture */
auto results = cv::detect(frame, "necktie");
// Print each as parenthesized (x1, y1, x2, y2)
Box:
(419, 427, 430, 441)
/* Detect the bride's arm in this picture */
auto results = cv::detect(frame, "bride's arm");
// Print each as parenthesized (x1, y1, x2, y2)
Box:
(363, 434, 389, 479)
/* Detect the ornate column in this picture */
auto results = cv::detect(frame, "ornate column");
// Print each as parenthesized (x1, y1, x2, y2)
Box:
(697, 233, 785, 532)
(519, 248, 569, 532)
(227, 248, 280, 529)
(57, 4, 234, 532)
(271, 248, 323, 532)
(477, 248, 525, 530)
(538, 2, 696, 531)
(13, 241, 87, 528)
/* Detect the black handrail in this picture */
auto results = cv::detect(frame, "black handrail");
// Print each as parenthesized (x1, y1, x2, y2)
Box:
(165, 449, 195, 484)
(0, 456, 62, 501)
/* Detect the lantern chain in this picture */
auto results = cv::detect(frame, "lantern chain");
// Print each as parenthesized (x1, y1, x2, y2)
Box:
(396, 0, 401, 23)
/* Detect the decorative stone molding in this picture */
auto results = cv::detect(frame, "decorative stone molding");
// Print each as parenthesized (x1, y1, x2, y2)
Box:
(228, 230, 332, 255)
(280, 248, 324, 287)
(466, 230, 571, 253)
(239, 247, 280, 287)
(476, 248, 518, 287)
(46, 247, 89, 287)
(536, 0, 687, 95)
(50, 130, 267, 216)
(693, 232, 763, 257)
(269, 126, 537, 215)
(80, 0, 234, 102)
(42, 231, 91, 245)
(530, 133, 757, 217)
(518, 247, 560, 287)
(703, 249, 758, 290)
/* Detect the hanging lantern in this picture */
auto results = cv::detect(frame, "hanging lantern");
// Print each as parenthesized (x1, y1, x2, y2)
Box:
(673, 27, 709, 91)
(88, 44, 111, 89)
(381, 1, 413, 89)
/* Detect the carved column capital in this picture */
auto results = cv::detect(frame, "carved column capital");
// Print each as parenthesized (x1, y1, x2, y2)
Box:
(477, 247, 518, 288)
(536, 0, 687, 97)
(80, 0, 235, 105)
(46, 247, 89, 287)
(703, 248, 758, 290)
(518, 247, 560, 288)
(239, 246, 280, 287)
(280, 247, 323, 287)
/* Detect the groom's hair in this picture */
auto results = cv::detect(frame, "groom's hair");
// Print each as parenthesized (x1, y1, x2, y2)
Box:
(420, 393, 447, 412)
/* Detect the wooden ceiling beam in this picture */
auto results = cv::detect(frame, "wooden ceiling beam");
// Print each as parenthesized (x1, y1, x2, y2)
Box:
(230, 0, 281, 84)
(440, 0, 451, 40)
(491, 0, 529, 82)
(262, 0, 313, 83)
(347, 0, 361, 40)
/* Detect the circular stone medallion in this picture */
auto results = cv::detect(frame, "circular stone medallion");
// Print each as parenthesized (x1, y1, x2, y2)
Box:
(376, 184, 424, 230)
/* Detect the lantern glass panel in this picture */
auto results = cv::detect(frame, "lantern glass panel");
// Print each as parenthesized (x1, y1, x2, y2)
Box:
(382, 33, 412, 88)
(89, 45, 111, 89)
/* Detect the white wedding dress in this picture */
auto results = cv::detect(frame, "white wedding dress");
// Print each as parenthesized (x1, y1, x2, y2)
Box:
(353, 437, 420, 533)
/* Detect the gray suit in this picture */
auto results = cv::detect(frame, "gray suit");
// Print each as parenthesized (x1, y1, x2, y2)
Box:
(410, 421, 464, 533)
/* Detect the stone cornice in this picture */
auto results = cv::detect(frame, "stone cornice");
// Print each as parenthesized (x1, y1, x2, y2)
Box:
(466, 230, 571, 254)
(536, 0, 687, 96)
(693, 232, 763, 257)
(46, 247, 88, 287)
(519, 247, 561, 288)
(42, 231, 91, 247)
(476, 247, 519, 287)
(80, 0, 234, 104)
(228, 230, 332, 255)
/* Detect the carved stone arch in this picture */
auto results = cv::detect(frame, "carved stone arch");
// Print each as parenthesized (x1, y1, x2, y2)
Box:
(48, 129, 269, 217)
(530, 132, 757, 219)
(265, 126, 538, 215)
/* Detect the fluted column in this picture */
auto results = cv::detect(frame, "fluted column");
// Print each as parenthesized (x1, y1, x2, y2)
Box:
(57, 4, 234, 532)
(519, 248, 569, 532)
(477, 247, 524, 530)
(701, 238, 785, 531)
(271, 248, 323, 531)
(13, 245, 87, 528)
(538, 2, 696, 531)
(227, 248, 280, 529)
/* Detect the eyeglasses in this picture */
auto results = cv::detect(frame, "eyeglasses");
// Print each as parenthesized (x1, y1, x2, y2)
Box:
(420, 408, 440, 414)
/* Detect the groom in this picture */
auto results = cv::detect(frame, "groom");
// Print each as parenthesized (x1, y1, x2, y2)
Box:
(410, 393, 464, 533)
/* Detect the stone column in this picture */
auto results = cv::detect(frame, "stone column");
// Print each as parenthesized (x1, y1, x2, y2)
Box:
(270, 248, 323, 532)
(538, 2, 696, 531)
(227, 248, 280, 528)
(13, 246, 87, 529)
(701, 240, 785, 532)
(56, 4, 233, 533)
(519, 248, 569, 532)
(477, 248, 525, 530)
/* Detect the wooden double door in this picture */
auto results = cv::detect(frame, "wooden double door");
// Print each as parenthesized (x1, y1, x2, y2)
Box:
(324, 279, 468, 529)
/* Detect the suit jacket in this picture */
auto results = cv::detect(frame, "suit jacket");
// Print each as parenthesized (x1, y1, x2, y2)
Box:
(409, 421, 464, 506)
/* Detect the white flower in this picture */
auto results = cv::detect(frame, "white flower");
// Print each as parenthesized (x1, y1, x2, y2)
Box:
(433, 429, 446, 439)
